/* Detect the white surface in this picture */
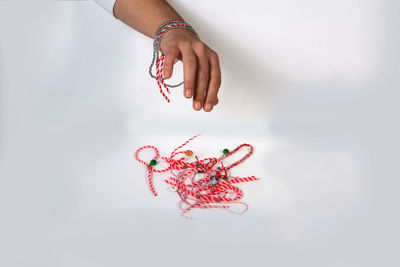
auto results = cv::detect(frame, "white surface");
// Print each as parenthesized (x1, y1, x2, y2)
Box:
(94, 0, 116, 15)
(0, 0, 399, 266)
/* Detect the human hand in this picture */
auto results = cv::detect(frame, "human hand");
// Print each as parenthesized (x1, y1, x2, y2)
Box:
(159, 29, 221, 112)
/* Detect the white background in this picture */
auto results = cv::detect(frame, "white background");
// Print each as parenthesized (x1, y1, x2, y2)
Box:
(0, 0, 399, 266)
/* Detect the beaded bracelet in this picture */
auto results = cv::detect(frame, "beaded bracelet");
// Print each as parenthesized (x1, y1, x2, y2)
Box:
(135, 134, 260, 219)
(148, 20, 198, 102)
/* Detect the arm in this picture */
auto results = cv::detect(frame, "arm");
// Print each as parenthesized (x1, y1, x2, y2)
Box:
(114, 0, 221, 112)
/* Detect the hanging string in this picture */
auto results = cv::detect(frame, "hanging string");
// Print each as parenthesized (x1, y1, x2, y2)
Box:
(149, 20, 198, 102)
(135, 134, 260, 219)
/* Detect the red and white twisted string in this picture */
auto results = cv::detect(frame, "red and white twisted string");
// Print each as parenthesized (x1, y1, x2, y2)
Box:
(135, 134, 260, 218)
(150, 21, 198, 102)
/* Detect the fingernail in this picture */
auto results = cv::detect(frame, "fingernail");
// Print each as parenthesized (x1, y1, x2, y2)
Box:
(194, 101, 202, 110)
(185, 89, 191, 98)
(204, 103, 212, 111)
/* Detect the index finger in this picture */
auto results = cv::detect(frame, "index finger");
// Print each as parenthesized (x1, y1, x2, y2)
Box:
(181, 46, 197, 99)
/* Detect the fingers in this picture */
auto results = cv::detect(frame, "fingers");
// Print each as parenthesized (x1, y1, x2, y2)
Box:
(193, 44, 209, 111)
(203, 52, 221, 112)
(163, 48, 179, 78)
(181, 46, 197, 100)
(171, 40, 221, 112)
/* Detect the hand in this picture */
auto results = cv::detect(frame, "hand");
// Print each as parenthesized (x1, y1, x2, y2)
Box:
(159, 29, 221, 112)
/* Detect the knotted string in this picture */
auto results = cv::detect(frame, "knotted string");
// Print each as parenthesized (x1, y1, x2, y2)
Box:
(135, 134, 260, 218)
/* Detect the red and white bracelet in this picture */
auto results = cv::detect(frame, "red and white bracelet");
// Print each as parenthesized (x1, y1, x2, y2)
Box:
(135, 134, 260, 219)
(148, 20, 198, 102)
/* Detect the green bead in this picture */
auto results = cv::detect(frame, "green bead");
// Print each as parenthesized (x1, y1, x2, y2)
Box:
(223, 148, 229, 154)
(150, 159, 157, 166)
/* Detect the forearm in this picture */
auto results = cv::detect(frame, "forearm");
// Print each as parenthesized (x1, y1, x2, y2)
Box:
(110, 0, 221, 112)
(114, 0, 184, 38)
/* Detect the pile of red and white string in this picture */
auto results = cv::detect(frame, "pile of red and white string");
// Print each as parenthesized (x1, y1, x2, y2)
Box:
(135, 134, 260, 219)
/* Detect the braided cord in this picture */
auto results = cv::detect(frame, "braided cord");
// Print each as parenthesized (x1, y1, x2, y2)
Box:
(148, 20, 198, 101)
(135, 135, 260, 218)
